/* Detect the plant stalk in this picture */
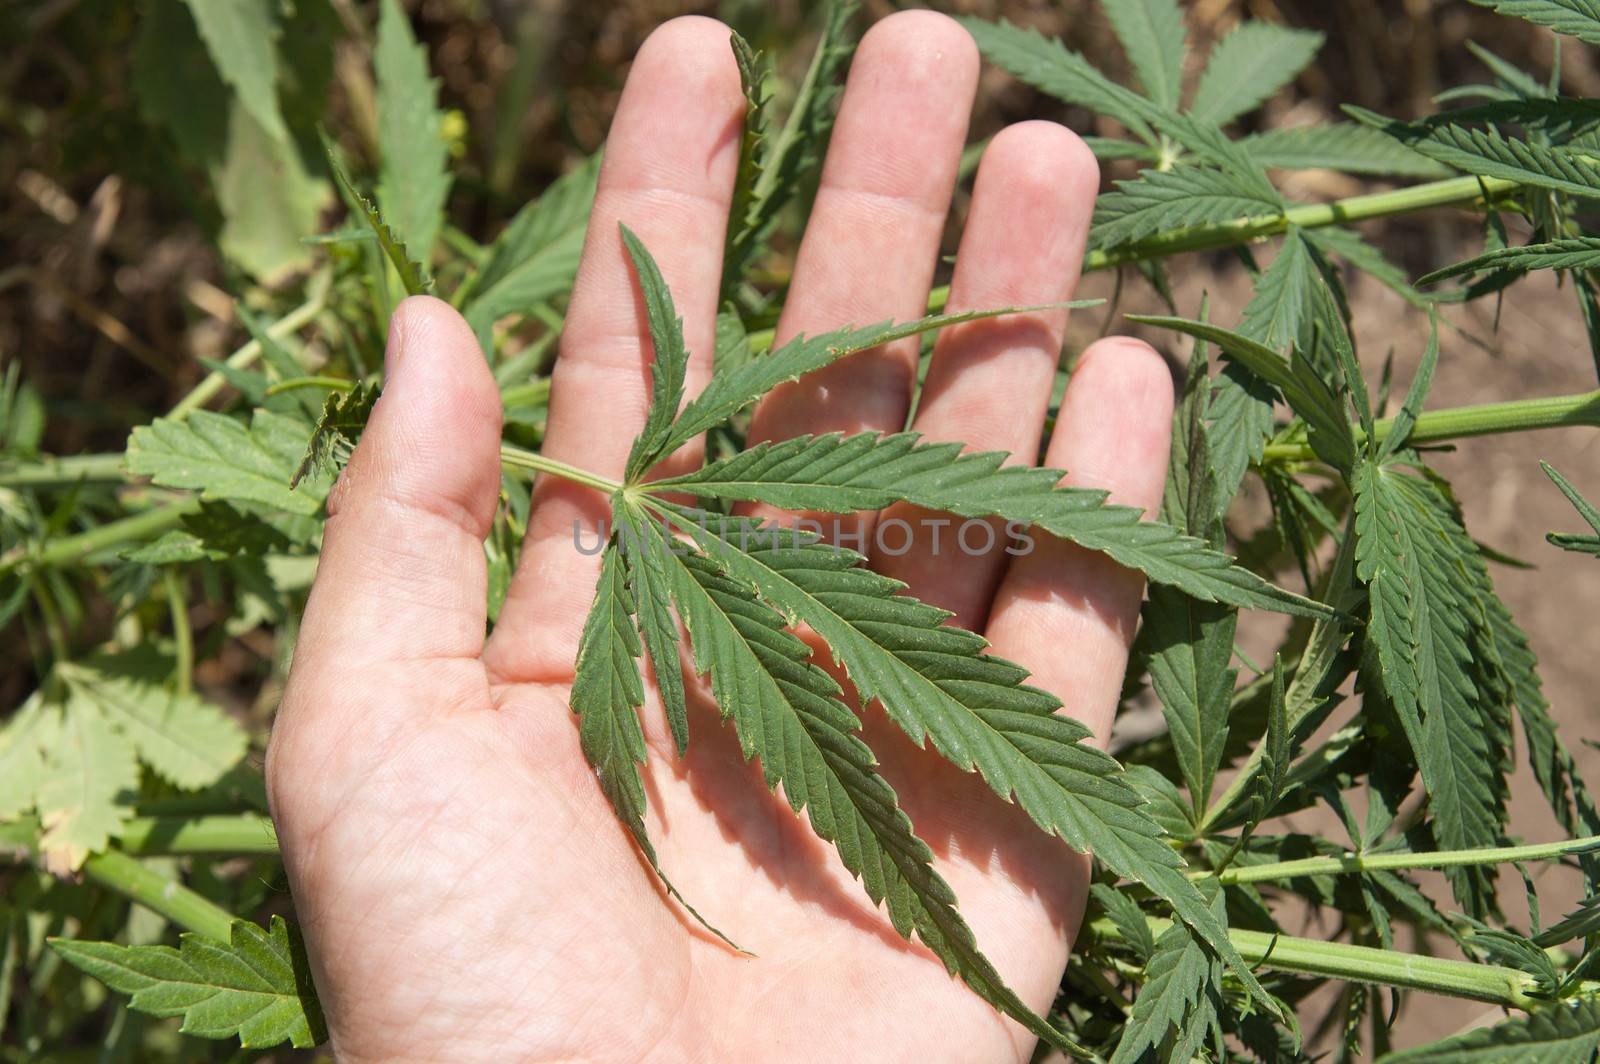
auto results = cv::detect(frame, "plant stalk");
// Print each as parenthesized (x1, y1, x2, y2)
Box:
(0, 452, 126, 488)
(500, 444, 621, 494)
(1261, 388, 1600, 463)
(162, 569, 194, 695)
(0, 498, 202, 574)
(1201, 835, 1600, 885)
(168, 272, 331, 419)
(80, 850, 236, 942)
(114, 814, 279, 856)
(746, 174, 1519, 352)
(1091, 916, 1558, 1008)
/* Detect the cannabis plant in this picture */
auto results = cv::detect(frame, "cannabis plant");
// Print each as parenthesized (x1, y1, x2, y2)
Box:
(7, 0, 1600, 1059)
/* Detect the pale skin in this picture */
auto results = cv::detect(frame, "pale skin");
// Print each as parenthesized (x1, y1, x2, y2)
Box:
(266, 12, 1175, 1063)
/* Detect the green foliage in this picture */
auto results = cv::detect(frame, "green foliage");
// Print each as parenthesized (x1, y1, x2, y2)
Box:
(1421, 237, 1600, 284)
(459, 153, 600, 341)
(1101, 0, 1187, 112)
(658, 431, 1330, 616)
(293, 383, 380, 488)
(375, 0, 452, 266)
(179, 0, 288, 144)
(1093, 165, 1284, 250)
(1545, 460, 1600, 555)
(49, 916, 326, 1049)
(1242, 123, 1451, 178)
(326, 143, 434, 296)
(1190, 22, 1323, 126)
(127, 409, 329, 515)
(13, 2, 1600, 1060)
(1466, 0, 1600, 46)
(1377, 998, 1600, 1062)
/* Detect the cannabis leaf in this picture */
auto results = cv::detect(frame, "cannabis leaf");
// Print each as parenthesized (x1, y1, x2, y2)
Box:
(1377, 997, 1600, 1062)
(1190, 22, 1323, 126)
(1349, 106, 1600, 199)
(375, 0, 450, 265)
(179, 0, 289, 144)
(635, 302, 1101, 468)
(0, 693, 55, 821)
(1465, 0, 1600, 46)
(460, 153, 599, 341)
(721, 1, 856, 299)
(292, 383, 379, 488)
(1242, 123, 1449, 178)
(1421, 237, 1600, 284)
(548, 228, 1321, 1041)
(1092, 166, 1284, 251)
(1353, 460, 1506, 911)
(1109, 916, 1223, 1064)
(1101, 0, 1187, 111)
(59, 660, 247, 791)
(957, 16, 1159, 143)
(324, 141, 433, 295)
(1544, 460, 1600, 556)
(655, 432, 1331, 617)
(50, 916, 326, 1049)
(127, 409, 329, 515)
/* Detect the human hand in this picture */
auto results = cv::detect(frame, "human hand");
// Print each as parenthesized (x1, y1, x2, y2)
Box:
(267, 12, 1173, 1062)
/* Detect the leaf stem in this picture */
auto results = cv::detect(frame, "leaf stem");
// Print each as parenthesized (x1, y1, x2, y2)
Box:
(114, 814, 279, 856)
(0, 452, 127, 488)
(745, 175, 1518, 352)
(80, 850, 235, 941)
(0, 498, 202, 574)
(1200, 835, 1600, 885)
(162, 568, 194, 696)
(1091, 916, 1561, 1008)
(168, 272, 331, 419)
(500, 379, 551, 409)
(1260, 389, 1600, 463)
(2, 815, 280, 859)
(499, 444, 621, 494)
(264, 375, 356, 396)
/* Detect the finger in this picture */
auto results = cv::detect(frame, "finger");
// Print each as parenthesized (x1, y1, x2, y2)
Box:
(485, 16, 744, 684)
(983, 338, 1174, 747)
(740, 10, 978, 539)
(869, 121, 1099, 632)
(277, 296, 503, 738)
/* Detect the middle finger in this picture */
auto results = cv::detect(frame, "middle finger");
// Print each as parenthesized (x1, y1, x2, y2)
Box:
(741, 10, 979, 543)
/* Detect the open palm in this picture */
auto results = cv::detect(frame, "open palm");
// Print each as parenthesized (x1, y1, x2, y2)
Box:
(266, 13, 1174, 1062)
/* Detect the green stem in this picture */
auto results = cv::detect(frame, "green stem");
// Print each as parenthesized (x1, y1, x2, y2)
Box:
(80, 850, 235, 941)
(0, 452, 127, 489)
(499, 444, 622, 494)
(1204, 835, 1600, 885)
(162, 569, 194, 696)
(114, 814, 279, 856)
(264, 375, 356, 396)
(168, 273, 330, 419)
(1199, 514, 1360, 835)
(500, 378, 551, 409)
(746, 174, 1518, 352)
(1091, 916, 1557, 1008)
(0, 497, 201, 574)
(1261, 389, 1600, 463)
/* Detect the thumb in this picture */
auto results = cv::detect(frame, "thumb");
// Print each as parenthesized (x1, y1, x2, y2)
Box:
(284, 295, 503, 699)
